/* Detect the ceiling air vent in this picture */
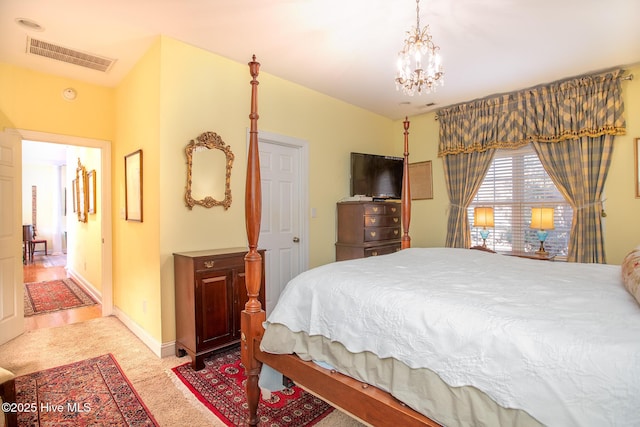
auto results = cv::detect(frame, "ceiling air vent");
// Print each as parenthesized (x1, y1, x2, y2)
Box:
(26, 36, 116, 72)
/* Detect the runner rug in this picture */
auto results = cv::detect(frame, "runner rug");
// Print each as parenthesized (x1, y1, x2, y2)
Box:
(14, 354, 159, 426)
(172, 345, 334, 426)
(24, 278, 96, 316)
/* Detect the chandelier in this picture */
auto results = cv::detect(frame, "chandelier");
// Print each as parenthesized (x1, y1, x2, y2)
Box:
(395, 0, 444, 96)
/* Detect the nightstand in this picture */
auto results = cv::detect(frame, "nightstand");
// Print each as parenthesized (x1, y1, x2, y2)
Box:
(502, 251, 555, 261)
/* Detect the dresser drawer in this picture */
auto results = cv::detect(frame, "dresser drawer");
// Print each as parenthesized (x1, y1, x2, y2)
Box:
(364, 243, 401, 257)
(335, 242, 401, 261)
(364, 215, 400, 227)
(194, 255, 244, 272)
(363, 226, 401, 242)
(363, 203, 400, 216)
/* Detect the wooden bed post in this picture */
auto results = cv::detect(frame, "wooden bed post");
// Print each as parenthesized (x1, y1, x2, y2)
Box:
(242, 54, 265, 427)
(401, 117, 411, 249)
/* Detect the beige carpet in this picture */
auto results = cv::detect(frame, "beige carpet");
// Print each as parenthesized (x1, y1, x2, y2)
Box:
(0, 316, 364, 427)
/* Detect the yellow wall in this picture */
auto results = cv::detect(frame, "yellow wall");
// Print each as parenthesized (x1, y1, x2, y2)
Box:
(0, 63, 114, 140)
(155, 37, 392, 342)
(391, 62, 640, 264)
(113, 40, 162, 341)
(603, 63, 640, 264)
(389, 113, 448, 249)
(66, 146, 103, 293)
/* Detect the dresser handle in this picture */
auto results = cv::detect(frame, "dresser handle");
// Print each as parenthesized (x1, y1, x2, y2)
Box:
(393, 230, 399, 235)
(393, 218, 399, 223)
(204, 260, 215, 268)
(372, 207, 379, 212)
(370, 218, 377, 224)
(370, 231, 377, 237)
(391, 207, 397, 212)
(371, 251, 378, 256)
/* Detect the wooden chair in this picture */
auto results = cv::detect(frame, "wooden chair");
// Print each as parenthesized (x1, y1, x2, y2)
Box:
(30, 226, 47, 257)
(30, 239, 47, 256)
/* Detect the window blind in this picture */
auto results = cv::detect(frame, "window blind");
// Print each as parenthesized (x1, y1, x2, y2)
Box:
(469, 144, 572, 256)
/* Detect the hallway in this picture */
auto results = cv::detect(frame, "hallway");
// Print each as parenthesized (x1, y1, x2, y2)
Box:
(23, 254, 102, 331)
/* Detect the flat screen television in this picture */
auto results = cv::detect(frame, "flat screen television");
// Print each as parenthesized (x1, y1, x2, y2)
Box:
(350, 152, 403, 200)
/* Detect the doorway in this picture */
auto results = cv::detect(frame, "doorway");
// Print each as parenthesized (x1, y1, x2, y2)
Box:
(18, 130, 112, 335)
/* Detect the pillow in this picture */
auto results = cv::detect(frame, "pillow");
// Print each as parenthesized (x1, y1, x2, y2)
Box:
(621, 247, 640, 305)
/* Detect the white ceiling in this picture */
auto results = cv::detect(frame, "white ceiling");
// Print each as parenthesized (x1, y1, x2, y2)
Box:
(1, 0, 640, 120)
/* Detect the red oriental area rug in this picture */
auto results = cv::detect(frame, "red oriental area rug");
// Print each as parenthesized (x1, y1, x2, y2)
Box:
(14, 354, 158, 426)
(172, 346, 334, 426)
(24, 278, 96, 316)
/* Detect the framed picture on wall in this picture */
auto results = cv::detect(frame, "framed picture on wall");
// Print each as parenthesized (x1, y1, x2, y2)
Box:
(635, 138, 640, 198)
(125, 149, 143, 222)
(88, 170, 97, 214)
(76, 159, 87, 223)
(71, 179, 76, 213)
(409, 160, 434, 200)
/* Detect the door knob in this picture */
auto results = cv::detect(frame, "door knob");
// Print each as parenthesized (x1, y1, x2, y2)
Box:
(293, 237, 300, 243)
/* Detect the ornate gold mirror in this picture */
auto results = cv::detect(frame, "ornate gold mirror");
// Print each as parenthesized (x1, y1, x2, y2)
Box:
(185, 131, 234, 210)
(75, 158, 88, 222)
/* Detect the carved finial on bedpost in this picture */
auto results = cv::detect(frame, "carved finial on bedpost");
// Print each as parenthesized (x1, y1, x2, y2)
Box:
(245, 54, 262, 314)
(401, 117, 411, 249)
(243, 55, 265, 427)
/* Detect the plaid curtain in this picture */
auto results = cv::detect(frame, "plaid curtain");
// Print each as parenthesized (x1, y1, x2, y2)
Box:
(438, 70, 625, 155)
(443, 150, 495, 248)
(437, 70, 625, 258)
(533, 135, 614, 263)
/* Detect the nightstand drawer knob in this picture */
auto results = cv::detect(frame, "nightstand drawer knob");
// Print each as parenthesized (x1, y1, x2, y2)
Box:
(204, 261, 215, 268)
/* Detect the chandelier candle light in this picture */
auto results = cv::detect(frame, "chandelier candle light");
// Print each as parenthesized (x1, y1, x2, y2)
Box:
(530, 207, 555, 255)
(395, 0, 444, 95)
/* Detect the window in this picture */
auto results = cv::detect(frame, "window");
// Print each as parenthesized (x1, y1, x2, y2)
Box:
(469, 144, 572, 255)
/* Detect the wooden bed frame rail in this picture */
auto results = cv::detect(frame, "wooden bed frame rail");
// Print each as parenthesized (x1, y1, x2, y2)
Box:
(240, 56, 437, 427)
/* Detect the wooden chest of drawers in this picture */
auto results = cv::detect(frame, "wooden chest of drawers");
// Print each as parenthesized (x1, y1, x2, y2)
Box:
(173, 248, 265, 370)
(335, 201, 402, 261)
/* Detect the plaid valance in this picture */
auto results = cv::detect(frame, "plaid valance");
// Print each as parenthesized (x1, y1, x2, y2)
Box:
(438, 69, 626, 156)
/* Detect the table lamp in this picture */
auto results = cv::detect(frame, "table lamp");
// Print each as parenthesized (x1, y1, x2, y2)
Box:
(473, 207, 494, 248)
(530, 207, 554, 254)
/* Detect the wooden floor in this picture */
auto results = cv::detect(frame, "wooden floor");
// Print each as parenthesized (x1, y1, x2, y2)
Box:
(23, 254, 102, 331)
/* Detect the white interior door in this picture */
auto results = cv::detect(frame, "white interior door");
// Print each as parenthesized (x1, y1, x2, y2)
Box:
(258, 133, 308, 313)
(0, 129, 24, 344)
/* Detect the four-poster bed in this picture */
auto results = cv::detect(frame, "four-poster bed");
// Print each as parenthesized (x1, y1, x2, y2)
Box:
(240, 56, 432, 426)
(240, 56, 640, 427)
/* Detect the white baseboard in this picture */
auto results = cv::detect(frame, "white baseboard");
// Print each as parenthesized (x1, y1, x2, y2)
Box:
(67, 270, 102, 303)
(112, 306, 176, 358)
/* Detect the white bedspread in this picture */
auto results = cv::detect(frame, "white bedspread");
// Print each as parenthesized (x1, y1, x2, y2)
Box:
(264, 248, 640, 427)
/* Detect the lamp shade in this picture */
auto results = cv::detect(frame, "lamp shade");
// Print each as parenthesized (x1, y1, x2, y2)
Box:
(474, 207, 494, 228)
(530, 207, 555, 230)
